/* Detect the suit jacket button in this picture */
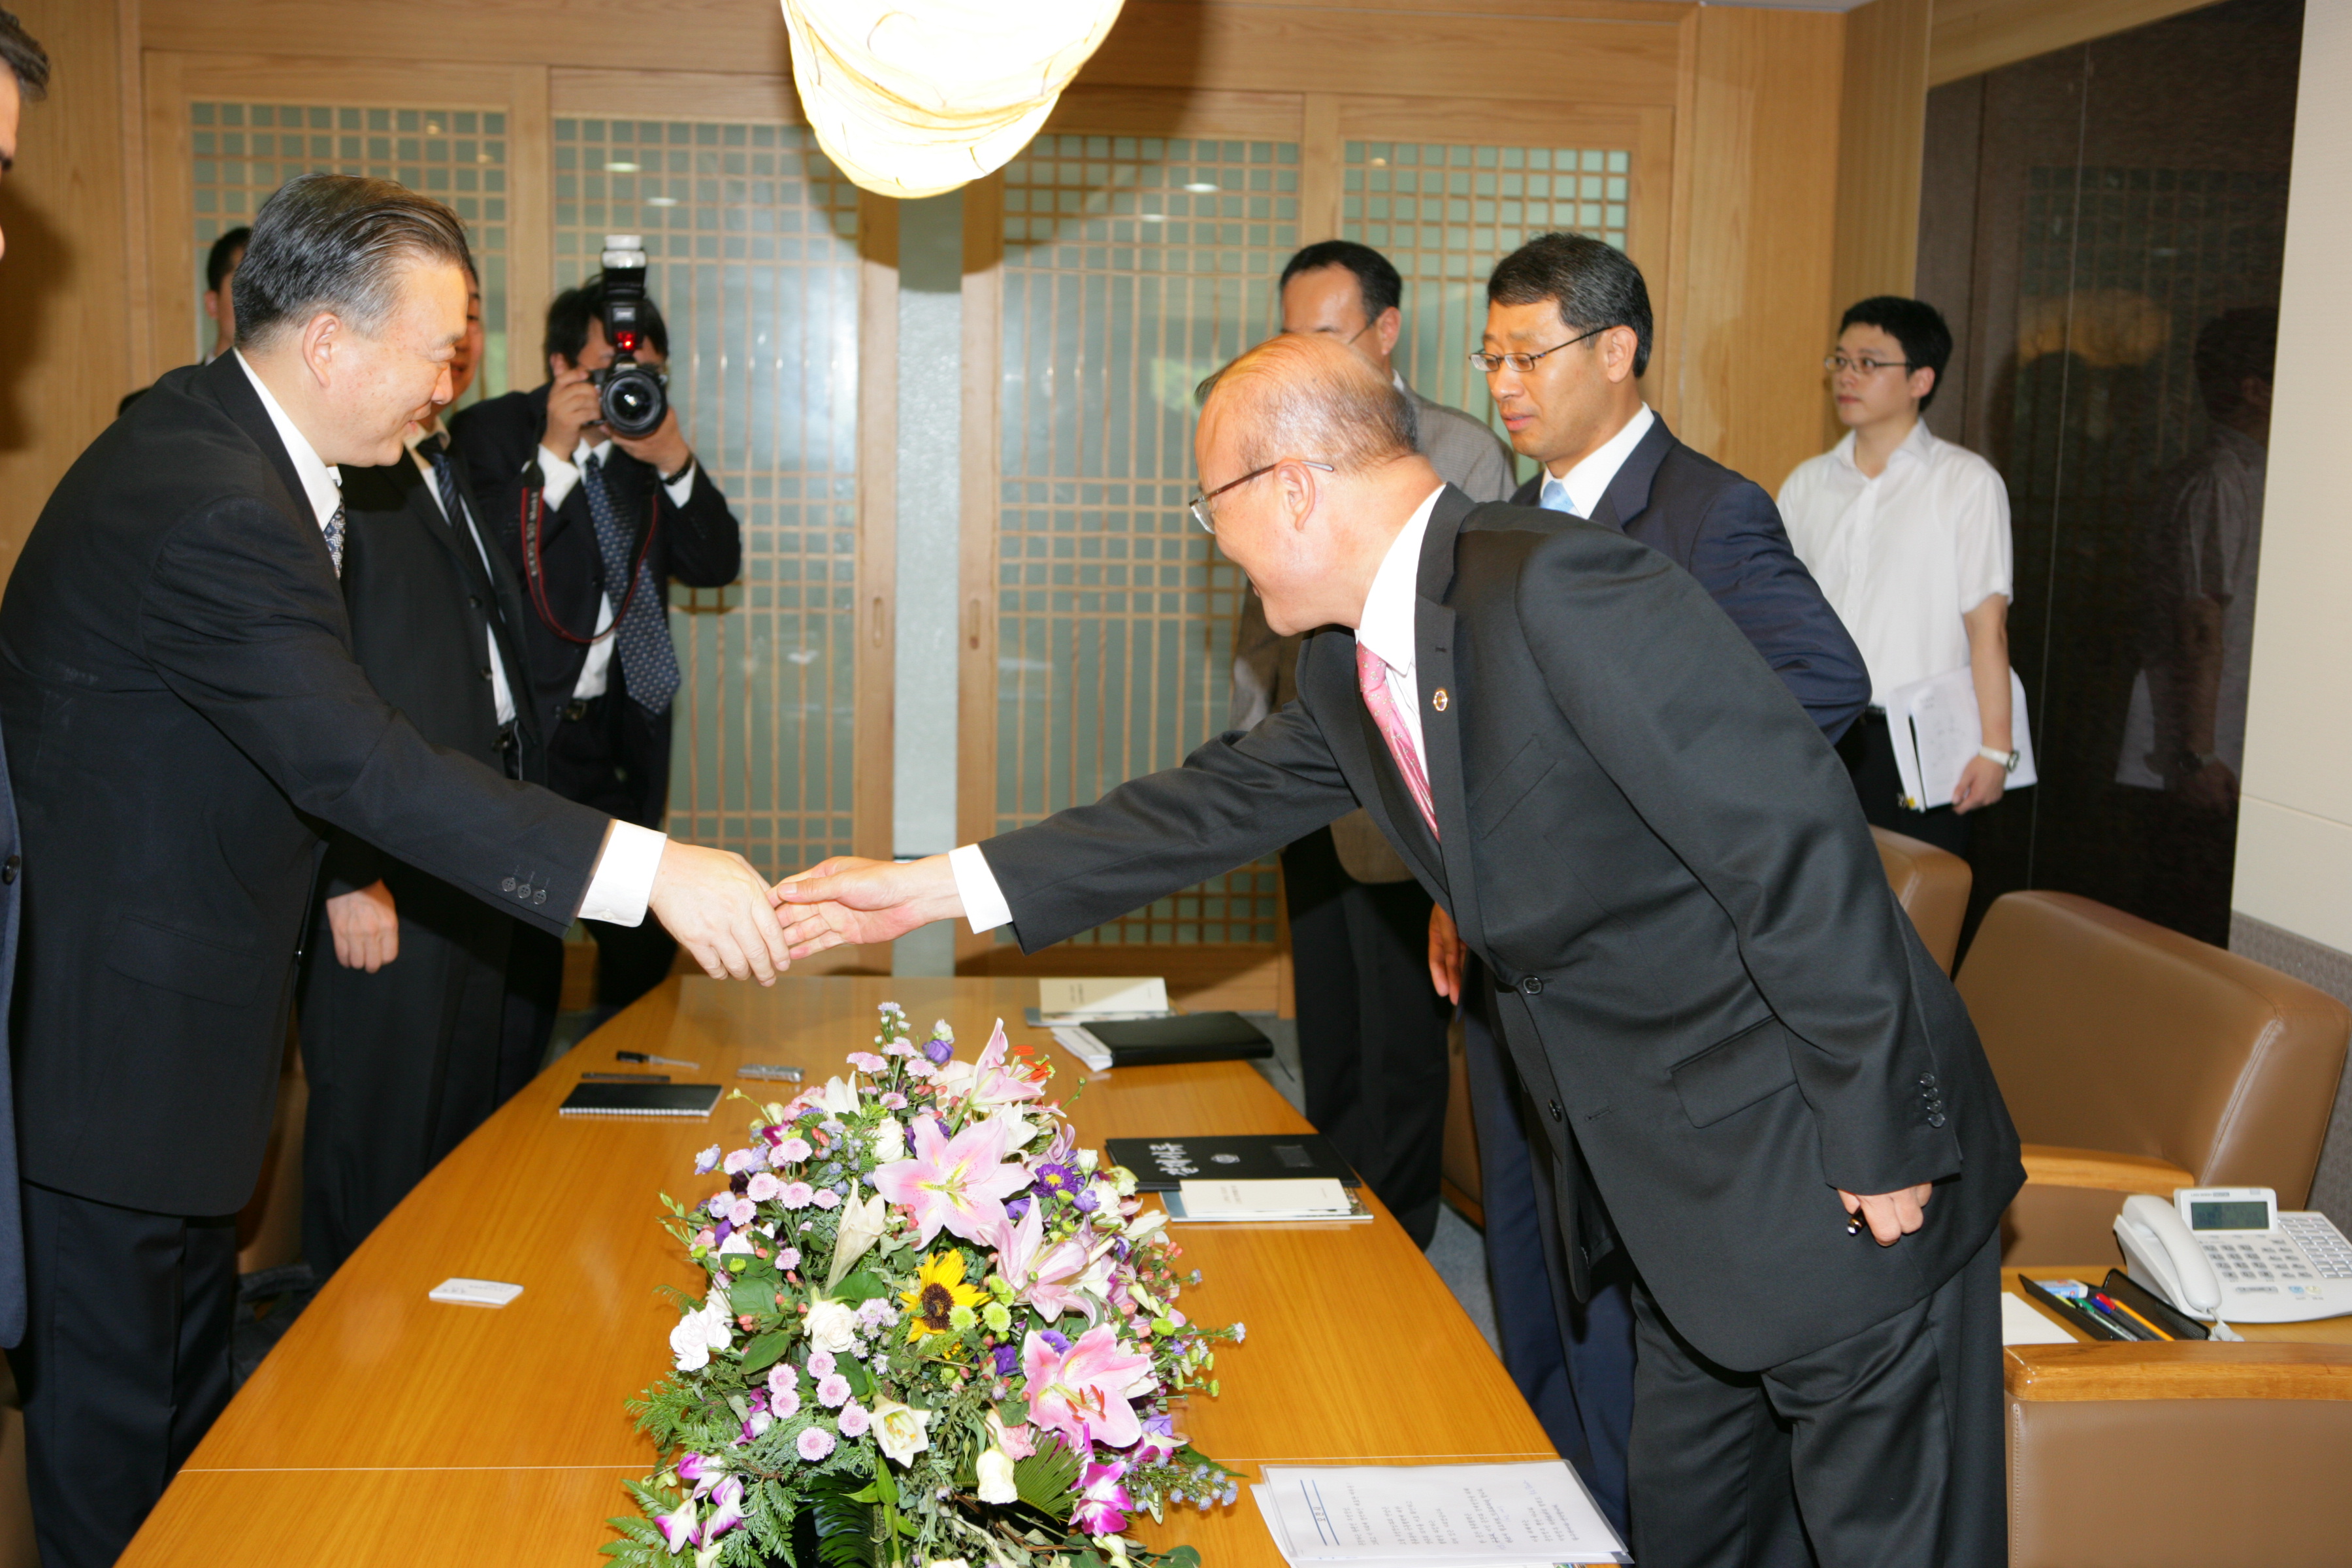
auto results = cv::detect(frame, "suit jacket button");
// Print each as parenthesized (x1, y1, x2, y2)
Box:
(534, 889, 547, 904)
(1548, 1100, 1565, 1122)
(517, 883, 531, 899)
(1, 854, 18, 884)
(501, 877, 517, 892)
(1520, 975, 1544, 996)
(1927, 1111, 1948, 1128)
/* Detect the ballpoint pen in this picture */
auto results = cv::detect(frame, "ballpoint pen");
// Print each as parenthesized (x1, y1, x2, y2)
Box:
(617, 1050, 700, 1068)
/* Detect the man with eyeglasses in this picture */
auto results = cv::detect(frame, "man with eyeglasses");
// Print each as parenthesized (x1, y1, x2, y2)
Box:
(1778, 297, 2014, 858)
(1228, 239, 1516, 1252)
(453, 276, 743, 1077)
(1427, 231, 1868, 1535)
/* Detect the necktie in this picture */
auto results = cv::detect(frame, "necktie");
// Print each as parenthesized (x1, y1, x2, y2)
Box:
(1538, 474, 1578, 515)
(416, 431, 466, 533)
(1357, 642, 1437, 837)
(323, 502, 345, 578)
(581, 452, 682, 716)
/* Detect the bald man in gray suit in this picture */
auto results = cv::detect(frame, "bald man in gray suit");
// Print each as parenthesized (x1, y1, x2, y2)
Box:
(1228, 240, 1516, 1247)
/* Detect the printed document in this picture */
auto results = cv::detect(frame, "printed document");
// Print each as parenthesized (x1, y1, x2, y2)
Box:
(1251, 1461, 1627, 1565)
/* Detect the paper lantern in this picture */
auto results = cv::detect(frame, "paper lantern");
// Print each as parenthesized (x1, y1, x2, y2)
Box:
(781, 0, 1127, 201)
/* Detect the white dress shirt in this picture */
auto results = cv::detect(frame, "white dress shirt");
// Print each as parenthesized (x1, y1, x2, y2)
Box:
(1537, 402, 1656, 519)
(536, 437, 698, 700)
(406, 423, 516, 728)
(1776, 418, 2012, 706)
(951, 485, 1448, 936)
(234, 353, 667, 925)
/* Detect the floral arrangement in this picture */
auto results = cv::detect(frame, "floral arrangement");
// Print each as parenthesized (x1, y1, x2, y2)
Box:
(606, 1003, 1243, 1568)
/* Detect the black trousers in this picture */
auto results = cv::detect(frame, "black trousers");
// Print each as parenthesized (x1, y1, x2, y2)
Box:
(1281, 827, 1452, 1248)
(546, 691, 678, 1012)
(1836, 710, 1971, 858)
(1462, 977, 1635, 1537)
(298, 868, 514, 1277)
(8, 1181, 237, 1568)
(1627, 1227, 2006, 1568)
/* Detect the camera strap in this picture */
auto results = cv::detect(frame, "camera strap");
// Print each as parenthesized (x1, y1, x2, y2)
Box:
(519, 466, 661, 647)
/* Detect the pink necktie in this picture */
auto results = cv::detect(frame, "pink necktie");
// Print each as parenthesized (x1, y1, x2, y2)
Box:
(1358, 642, 1438, 838)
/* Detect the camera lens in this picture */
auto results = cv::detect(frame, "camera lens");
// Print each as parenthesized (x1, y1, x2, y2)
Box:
(599, 362, 667, 438)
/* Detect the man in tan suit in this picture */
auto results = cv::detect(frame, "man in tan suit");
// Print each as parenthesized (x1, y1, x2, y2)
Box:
(1228, 240, 1516, 1246)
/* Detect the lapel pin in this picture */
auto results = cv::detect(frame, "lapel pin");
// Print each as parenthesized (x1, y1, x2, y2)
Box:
(1431, 688, 1450, 711)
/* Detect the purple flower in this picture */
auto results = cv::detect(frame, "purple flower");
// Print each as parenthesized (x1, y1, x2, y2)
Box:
(742, 1407, 774, 1442)
(1005, 1196, 1032, 1222)
(712, 1219, 733, 1245)
(707, 1194, 733, 1219)
(1034, 1163, 1078, 1197)
(817, 1373, 852, 1407)
(992, 1343, 1020, 1377)
(923, 1036, 955, 1065)
(702, 1476, 747, 1543)
(654, 1499, 698, 1553)
(796, 1426, 836, 1462)
(1071, 1462, 1133, 1536)
(807, 1348, 837, 1377)
(1073, 1186, 1100, 1213)
(676, 1451, 719, 1497)
(694, 1145, 722, 1175)
(1039, 1328, 1071, 1355)
(838, 1401, 872, 1437)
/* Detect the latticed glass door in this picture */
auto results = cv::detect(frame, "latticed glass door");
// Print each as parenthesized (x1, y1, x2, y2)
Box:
(552, 116, 864, 880)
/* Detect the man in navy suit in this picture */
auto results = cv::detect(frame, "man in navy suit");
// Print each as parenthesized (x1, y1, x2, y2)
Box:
(0, 3, 50, 1358)
(1427, 233, 1869, 1533)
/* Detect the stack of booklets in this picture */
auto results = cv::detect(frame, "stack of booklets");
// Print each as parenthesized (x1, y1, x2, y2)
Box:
(1251, 1461, 1627, 1567)
(2014, 1270, 2212, 1341)
(1105, 1134, 1369, 1223)
(1027, 977, 1273, 1071)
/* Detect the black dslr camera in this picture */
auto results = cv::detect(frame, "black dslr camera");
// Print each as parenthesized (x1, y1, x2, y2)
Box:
(592, 235, 668, 439)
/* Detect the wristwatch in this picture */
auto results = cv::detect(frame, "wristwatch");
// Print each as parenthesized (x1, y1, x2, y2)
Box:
(1977, 745, 2020, 774)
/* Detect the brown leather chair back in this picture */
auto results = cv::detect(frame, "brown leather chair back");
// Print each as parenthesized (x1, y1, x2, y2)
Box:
(1957, 890, 2350, 1202)
(1871, 827, 1971, 974)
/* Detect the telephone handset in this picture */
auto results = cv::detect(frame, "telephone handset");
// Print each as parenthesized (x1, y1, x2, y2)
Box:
(2115, 1187, 2352, 1328)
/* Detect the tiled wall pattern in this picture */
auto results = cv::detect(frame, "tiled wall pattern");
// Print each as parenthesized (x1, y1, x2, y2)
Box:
(554, 118, 863, 877)
(995, 134, 1299, 943)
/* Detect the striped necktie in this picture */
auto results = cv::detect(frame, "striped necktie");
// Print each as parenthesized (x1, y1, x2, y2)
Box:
(581, 453, 682, 716)
(1356, 642, 1437, 837)
(415, 431, 466, 532)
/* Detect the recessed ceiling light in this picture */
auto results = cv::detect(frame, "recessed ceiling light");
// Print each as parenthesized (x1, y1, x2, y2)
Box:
(647, 196, 679, 207)
(606, 160, 640, 172)
(1369, 157, 1387, 168)
(1183, 182, 1218, 193)
(1140, 213, 1167, 222)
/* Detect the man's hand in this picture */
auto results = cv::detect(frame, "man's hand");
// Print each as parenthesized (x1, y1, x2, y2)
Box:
(1837, 1182, 1934, 1246)
(542, 364, 602, 462)
(327, 880, 399, 972)
(647, 840, 793, 985)
(1429, 904, 1465, 1004)
(612, 402, 693, 482)
(1951, 755, 2006, 813)
(771, 855, 965, 958)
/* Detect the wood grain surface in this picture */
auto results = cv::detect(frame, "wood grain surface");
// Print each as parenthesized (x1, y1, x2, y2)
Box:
(2004, 1265, 2352, 1402)
(119, 977, 1550, 1566)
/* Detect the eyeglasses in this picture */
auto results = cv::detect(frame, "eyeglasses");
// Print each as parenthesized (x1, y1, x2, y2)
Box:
(1188, 459, 1335, 534)
(1468, 324, 1607, 374)
(1824, 354, 1913, 376)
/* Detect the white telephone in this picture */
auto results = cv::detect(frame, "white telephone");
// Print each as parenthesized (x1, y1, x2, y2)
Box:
(2114, 1187, 2352, 1327)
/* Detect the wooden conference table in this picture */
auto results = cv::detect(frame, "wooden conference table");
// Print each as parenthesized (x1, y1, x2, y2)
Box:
(120, 977, 1554, 1565)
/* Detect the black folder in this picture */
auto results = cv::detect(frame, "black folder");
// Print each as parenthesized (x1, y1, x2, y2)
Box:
(557, 1081, 724, 1119)
(1105, 1133, 1360, 1190)
(1075, 1011, 1273, 1067)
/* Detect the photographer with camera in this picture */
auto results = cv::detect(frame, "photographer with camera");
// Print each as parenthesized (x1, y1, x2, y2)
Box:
(451, 243, 742, 1073)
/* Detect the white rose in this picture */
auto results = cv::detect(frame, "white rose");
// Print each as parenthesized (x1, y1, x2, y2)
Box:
(871, 1115, 906, 1162)
(806, 1298, 860, 1354)
(975, 1446, 1017, 1504)
(669, 1311, 713, 1372)
(872, 1397, 934, 1466)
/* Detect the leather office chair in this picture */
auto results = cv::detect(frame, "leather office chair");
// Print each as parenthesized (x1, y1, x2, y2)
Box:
(1871, 826, 1971, 974)
(1957, 889, 2350, 1266)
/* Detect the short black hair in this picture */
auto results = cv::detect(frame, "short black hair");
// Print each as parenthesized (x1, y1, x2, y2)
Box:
(1839, 296, 1953, 411)
(234, 174, 473, 348)
(1488, 233, 1652, 377)
(1279, 240, 1402, 321)
(544, 274, 671, 366)
(0, 10, 49, 103)
(2193, 307, 2277, 419)
(206, 227, 252, 294)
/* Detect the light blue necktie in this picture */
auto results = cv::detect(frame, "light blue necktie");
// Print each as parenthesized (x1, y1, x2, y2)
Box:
(581, 453, 681, 716)
(1539, 475, 1578, 517)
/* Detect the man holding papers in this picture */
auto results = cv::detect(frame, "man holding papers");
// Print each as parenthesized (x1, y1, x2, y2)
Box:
(775, 335, 2023, 1568)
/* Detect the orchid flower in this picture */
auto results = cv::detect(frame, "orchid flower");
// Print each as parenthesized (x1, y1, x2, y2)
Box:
(675, 1452, 720, 1499)
(1021, 1324, 1154, 1450)
(1071, 1461, 1134, 1536)
(990, 1197, 1103, 1323)
(870, 1115, 1031, 1247)
(654, 1498, 698, 1554)
(700, 1475, 747, 1543)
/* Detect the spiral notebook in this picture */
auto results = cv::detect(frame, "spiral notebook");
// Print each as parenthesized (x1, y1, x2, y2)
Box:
(558, 1081, 724, 1119)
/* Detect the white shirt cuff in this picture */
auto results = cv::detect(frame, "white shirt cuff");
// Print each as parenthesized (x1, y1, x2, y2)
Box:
(663, 461, 697, 508)
(949, 843, 1013, 934)
(537, 445, 581, 512)
(578, 820, 668, 926)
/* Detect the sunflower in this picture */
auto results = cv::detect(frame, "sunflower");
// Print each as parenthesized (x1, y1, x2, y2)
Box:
(900, 1249, 988, 1341)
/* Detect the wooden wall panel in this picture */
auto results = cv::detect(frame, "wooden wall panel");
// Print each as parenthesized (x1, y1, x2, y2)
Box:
(0, 0, 140, 578)
(1673, 5, 1844, 495)
(1929, 0, 2221, 86)
(1829, 0, 1931, 441)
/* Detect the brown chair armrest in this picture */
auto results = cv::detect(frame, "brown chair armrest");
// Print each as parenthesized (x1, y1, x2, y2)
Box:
(2019, 1143, 2195, 1194)
(2006, 1341, 2352, 1401)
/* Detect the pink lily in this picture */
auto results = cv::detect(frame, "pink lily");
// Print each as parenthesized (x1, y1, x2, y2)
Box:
(990, 1200, 1103, 1324)
(934, 1019, 1048, 1109)
(871, 1114, 1031, 1246)
(1021, 1324, 1155, 1450)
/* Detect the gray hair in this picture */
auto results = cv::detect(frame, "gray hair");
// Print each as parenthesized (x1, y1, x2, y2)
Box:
(234, 174, 474, 349)
(1202, 335, 1419, 476)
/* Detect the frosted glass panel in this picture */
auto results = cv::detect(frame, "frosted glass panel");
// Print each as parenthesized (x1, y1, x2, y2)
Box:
(555, 118, 862, 879)
(996, 134, 1298, 944)
(188, 102, 509, 402)
(1343, 141, 1631, 449)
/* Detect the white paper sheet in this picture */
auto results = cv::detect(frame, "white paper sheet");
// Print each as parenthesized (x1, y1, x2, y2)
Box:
(1175, 1177, 1354, 1218)
(2001, 1291, 2076, 1345)
(1882, 664, 2036, 813)
(1251, 1461, 1627, 1565)
(1036, 976, 1169, 1017)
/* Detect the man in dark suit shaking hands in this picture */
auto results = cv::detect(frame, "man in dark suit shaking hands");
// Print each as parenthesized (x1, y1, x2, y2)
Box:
(0, 174, 791, 1568)
(776, 335, 2021, 1568)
